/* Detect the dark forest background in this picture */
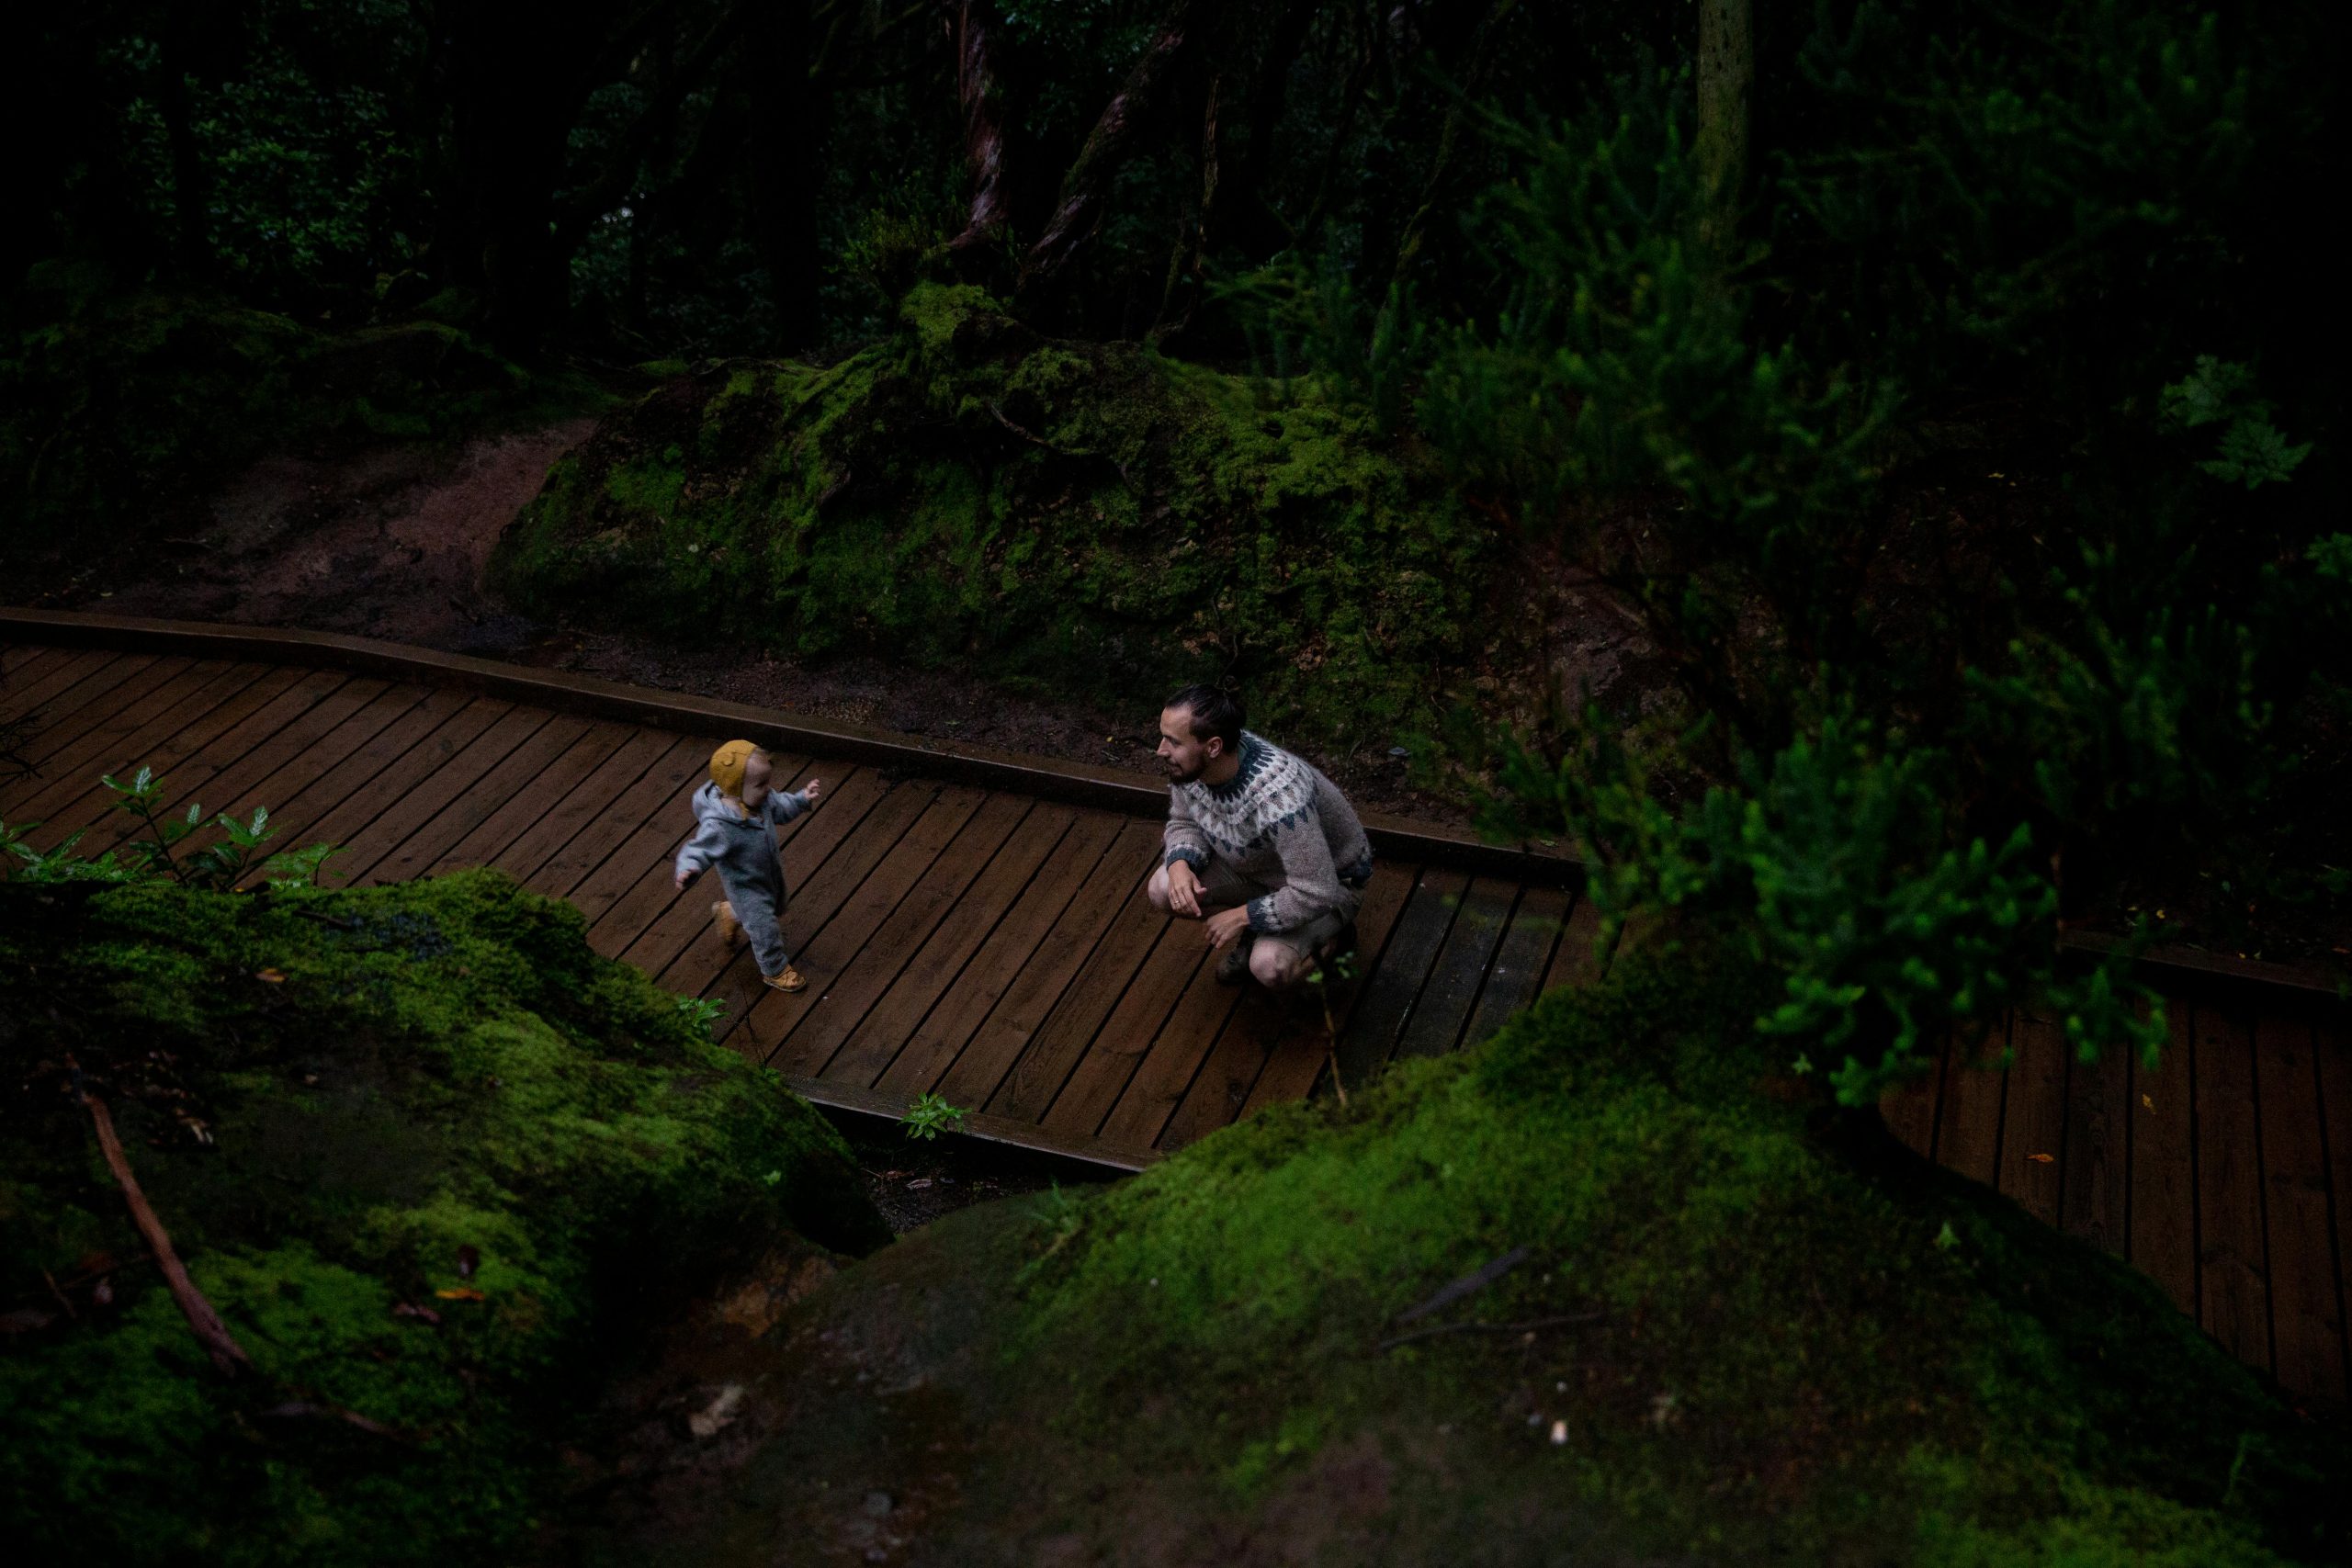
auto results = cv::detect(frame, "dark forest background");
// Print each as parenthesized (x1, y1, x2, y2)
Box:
(6, 0, 2347, 1095)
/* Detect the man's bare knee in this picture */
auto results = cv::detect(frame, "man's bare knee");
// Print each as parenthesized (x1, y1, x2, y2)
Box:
(1146, 865, 1173, 913)
(1250, 941, 1309, 990)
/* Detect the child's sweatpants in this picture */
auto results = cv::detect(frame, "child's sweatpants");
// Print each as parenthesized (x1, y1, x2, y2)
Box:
(723, 873, 792, 976)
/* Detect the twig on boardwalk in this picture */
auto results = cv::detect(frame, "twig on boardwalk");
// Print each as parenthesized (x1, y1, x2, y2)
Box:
(69, 1059, 253, 1376)
(1376, 1312, 1607, 1354)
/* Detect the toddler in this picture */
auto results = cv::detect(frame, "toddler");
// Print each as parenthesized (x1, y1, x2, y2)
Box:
(673, 740, 823, 993)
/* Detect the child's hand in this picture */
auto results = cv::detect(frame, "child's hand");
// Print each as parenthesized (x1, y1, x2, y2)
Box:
(674, 866, 697, 891)
(803, 778, 823, 805)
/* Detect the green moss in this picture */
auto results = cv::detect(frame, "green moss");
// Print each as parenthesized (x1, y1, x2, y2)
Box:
(698, 946, 2343, 1564)
(0, 871, 885, 1566)
(492, 284, 1499, 748)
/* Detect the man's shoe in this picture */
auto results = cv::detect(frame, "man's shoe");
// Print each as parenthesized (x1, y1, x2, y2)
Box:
(763, 965, 808, 994)
(712, 900, 743, 949)
(1215, 937, 1253, 987)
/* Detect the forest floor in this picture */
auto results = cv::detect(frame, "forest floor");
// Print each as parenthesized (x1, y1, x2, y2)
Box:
(11, 417, 1665, 826)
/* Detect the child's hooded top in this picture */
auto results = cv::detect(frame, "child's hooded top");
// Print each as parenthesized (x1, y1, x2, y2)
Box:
(673, 782, 812, 892)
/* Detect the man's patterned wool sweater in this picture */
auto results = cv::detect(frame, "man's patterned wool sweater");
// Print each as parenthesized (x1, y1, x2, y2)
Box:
(1163, 732, 1374, 933)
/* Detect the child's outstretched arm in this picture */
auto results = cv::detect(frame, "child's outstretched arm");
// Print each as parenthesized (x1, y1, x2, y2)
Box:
(766, 777, 822, 825)
(673, 817, 727, 889)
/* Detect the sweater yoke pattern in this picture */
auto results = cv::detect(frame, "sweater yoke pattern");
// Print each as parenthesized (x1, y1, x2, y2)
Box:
(1177, 734, 1322, 861)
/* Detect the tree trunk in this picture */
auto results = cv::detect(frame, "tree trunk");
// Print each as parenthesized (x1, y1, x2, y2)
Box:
(945, 0, 1013, 261)
(1385, 0, 1516, 303)
(1694, 0, 1752, 256)
(1014, 0, 1217, 318)
(746, 0, 823, 349)
(159, 1, 214, 283)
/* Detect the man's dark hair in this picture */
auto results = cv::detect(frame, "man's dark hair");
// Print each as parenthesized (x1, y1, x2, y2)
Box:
(1167, 683, 1244, 751)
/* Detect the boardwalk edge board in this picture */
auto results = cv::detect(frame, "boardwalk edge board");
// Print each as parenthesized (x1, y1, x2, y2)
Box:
(6, 607, 2346, 1008)
(0, 607, 1572, 885)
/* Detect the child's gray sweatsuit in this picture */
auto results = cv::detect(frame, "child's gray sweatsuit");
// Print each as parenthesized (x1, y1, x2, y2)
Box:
(674, 781, 812, 976)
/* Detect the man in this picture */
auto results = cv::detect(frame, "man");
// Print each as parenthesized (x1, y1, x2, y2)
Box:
(1148, 684, 1374, 989)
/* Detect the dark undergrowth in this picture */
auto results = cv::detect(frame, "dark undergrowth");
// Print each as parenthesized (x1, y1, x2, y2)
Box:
(492, 282, 1508, 757)
(0, 869, 885, 1566)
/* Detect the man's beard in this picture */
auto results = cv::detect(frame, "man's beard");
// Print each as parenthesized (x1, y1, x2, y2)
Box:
(1163, 758, 1202, 784)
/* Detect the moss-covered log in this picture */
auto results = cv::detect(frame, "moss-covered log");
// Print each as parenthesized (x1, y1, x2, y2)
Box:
(0, 870, 886, 1564)
(492, 283, 1500, 750)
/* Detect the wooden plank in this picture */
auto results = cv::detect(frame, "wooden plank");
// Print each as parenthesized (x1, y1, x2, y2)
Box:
(481, 728, 686, 888)
(0, 643, 65, 684)
(1393, 875, 1517, 1060)
(0, 657, 215, 807)
(1459, 884, 1569, 1052)
(933, 820, 1160, 1111)
(0, 649, 147, 732)
(779, 1072, 1159, 1173)
(2254, 1011, 2346, 1404)
(1055, 920, 1234, 1146)
(2059, 1034, 2132, 1258)
(213, 683, 437, 870)
(62, 667, 385, 860)
(829, 803, 1084, 1090)
(1238, 862, 1421, 1119)
(1999, 1010, 2070, 1227)
(26, 667, 317, 851)
(0, 650, 166, 749)
(334, 706, 566, 884)
(357, 713, 595, 884)
(1934, 1016, 2010, 1190)
(979, 846, 1170, 1123)
(1879, 1032, 1946, 1161)
(2318, 1019, 2352, 1404)
(718, 782, 983, 1055)
(2131, 998, 2202, 1319)
(0, 660, 263, 823)
(1540, 889, 1611, 993)
(1016, 917, 1203, 1133)
(631, 763, 900, 1000)
(1092, 938, 1253, 1150)
(226, 686, 477, 868)
(432, 721, 654, 876)
(557, 751, 724, 926)
(767, 790, 1029, 1079)
(272, 697, 514, 875)
(2193, 998, 2270, 1371)
(1329, 866, 1468, 1091)
(529, 733, 719, 893)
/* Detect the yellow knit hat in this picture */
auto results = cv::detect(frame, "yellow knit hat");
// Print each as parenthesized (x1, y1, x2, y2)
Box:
(709, 739, 760, 797)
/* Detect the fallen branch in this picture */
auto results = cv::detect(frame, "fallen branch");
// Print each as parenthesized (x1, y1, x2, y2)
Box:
(72, 1066, 253, 1377)
(1391, 1246, 1530, 1326)
(1376, 1311, 1607, 1354)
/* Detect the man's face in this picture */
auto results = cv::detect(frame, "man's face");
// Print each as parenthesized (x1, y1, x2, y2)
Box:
(1156, 705, 1223, 784)
(741, 750, 774, 807)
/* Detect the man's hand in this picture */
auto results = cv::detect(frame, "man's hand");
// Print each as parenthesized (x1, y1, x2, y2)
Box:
(804, 777, 823, 805)
(1204, 905, 1251, 948)
(1166, 858, 1204, 917)
(674, 866, 698, 891)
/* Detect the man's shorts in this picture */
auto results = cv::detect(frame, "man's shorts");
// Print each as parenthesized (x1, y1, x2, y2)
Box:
(1187, 855, 1358, 964)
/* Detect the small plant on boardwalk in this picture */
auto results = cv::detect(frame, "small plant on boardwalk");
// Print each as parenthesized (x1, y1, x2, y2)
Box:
(1, 763, 338, 887)
(673, 996, 726, 1040)
(1305, 949, 1361, 1106)
(900, 1091, 969, 1142)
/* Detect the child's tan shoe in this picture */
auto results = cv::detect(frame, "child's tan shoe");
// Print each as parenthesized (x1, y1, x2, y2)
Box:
(711, 900, 742, 948)
(763, 966, 808, 995)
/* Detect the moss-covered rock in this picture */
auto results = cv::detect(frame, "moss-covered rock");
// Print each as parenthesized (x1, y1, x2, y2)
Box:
(492, 283, 1499, 748)
(597, 948, 2346, 1565)
(0, 870, 886, 1565)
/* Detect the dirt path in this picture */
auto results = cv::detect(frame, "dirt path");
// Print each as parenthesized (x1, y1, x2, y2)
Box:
(30, 418, 1581, 820)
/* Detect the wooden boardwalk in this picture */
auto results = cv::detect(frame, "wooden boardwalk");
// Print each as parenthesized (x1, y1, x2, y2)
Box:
(2, 618, 2346, 1407)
